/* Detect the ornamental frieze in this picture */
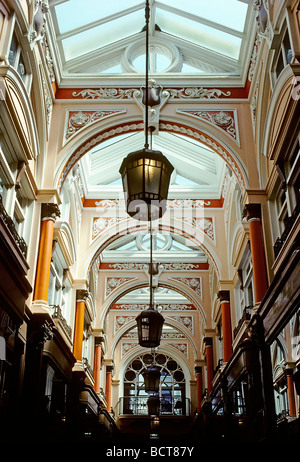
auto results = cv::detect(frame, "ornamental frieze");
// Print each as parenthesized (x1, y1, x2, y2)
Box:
(92, 198, 220, 209)
(111, 303, 196, 310)
(105, 263, 203, 271)
(71, 87, 232, 100)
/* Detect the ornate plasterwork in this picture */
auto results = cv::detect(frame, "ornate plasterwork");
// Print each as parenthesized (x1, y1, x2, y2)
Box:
(58, 121, 247, 195)
(121, 342, 138, 357)
(167, 315, 194, 333)
(114, 315, 136, 334)
(159, 122, 246, 193)
(105, 277, 137, 298)
(166, 342, 188, 358)
(64, 109, 126, 143)
(169, 277, 202, 299)
(92, 216, 127, 241)
(177, 109, 239, 144)
(71, 87, 232, 101)
(93, 198, 215, 210)
(112, 303, 196, 311)
(180, 217, 215, 242)
(106, 263, 202, 271)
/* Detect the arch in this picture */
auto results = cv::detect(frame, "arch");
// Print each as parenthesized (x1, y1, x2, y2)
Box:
(100, 280, 206, 331)
(118, 347, 192, 399)
(262, 65, 299, 160)
(111, 317, 198, 365)
(55, 116, 248, 194)
(87, 218, 222, 280)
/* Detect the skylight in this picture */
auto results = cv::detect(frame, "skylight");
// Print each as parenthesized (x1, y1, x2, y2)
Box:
(49, 0, 252, 79)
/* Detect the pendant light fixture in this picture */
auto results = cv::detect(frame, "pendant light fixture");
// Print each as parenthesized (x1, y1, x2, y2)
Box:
(120, 0, 169, 348)
(119, 0, 174, 223)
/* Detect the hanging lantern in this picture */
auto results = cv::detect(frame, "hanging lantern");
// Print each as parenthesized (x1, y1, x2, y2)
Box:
(119, 148, 174, 221)
(136, 307, 164, 348)
(147, 394, 160, 416)
(143, 365, 161, 393)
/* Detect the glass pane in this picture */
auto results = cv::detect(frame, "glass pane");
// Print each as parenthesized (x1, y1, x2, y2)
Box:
(160, 0, 248, 32)
(55, 0, 142, 34)
(156, 9, 242, 59)
(62, 10, 145, 61)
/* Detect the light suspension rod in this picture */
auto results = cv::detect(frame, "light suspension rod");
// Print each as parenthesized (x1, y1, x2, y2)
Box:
(145, 0, 150, 149)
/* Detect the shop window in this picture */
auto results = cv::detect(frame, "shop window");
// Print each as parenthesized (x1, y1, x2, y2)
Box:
(0, 148, 31, 256)
(123, 352, 186, 415)
(82, 323, 93, 374)
(48, 245, 72, 334)
(272, 25, 293, 82)
(235, 247, 254, 321)
(272, 135, 300, 256)
(8, 32, 31, 87)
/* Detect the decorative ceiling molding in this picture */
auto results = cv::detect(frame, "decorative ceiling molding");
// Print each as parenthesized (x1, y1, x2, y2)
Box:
(105, 276, 138, 299)
(64, 108, 126, 144)
(169, 277, 202, 299)
(176, 109, 239, 145)
(111, 303, 196, 310)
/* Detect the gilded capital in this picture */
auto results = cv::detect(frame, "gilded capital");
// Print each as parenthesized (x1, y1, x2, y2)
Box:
(41, 203, 61, 221)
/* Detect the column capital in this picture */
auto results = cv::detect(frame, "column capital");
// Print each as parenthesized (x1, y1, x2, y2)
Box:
(217, 290, 230, 303)
(41, 203, 61, 221)
(106, 365, 114, 373)
(195, 366, 202, 374)
(76, 289, 89, 302)
(204, 337, 213, 347)
(242, 203, 262, 222)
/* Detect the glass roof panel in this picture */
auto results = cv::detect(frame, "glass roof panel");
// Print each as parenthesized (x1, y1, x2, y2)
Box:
(54, 0, 142, 34)
(156, 9, 242, 59)
(62, 10, 145, 61)
(159, 0, 248, 32)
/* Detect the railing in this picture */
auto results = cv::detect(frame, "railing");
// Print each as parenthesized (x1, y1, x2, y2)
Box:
(233, 306, 252, 339)
(118, 396, 191, 416)
(0, 194, 27, 257)
(49, 305, 72, 339)
(274, 202, 300, 257)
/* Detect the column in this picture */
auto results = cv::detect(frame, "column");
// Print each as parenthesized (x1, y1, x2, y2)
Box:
(73, 289, 88, 362)
(106, 365, 113, 412)
(93, 340, 102, 393)
(286, 369, 296, 417)
(204, 337, 214, 394)
(218, 290, 233, 363)
(32, 203, 60, 312)
(243, 204, 268, 304)
(195, 366, 203, 413)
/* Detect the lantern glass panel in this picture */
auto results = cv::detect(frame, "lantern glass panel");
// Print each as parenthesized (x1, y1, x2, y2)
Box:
(143, 366, 161, 393)
(136, 309, 164, 348)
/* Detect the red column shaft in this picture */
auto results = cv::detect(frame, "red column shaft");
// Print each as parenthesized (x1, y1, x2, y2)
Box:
(93, 345, 102, 393)
(106, 370, 112, 412)
(206, 343, 213, 394)
(287, 374, 296, 417)
(196, 369, 203, 413)
(248, 218, 268, 304)
(221, 300, 233, 362)
(33, 218, 55, 302)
